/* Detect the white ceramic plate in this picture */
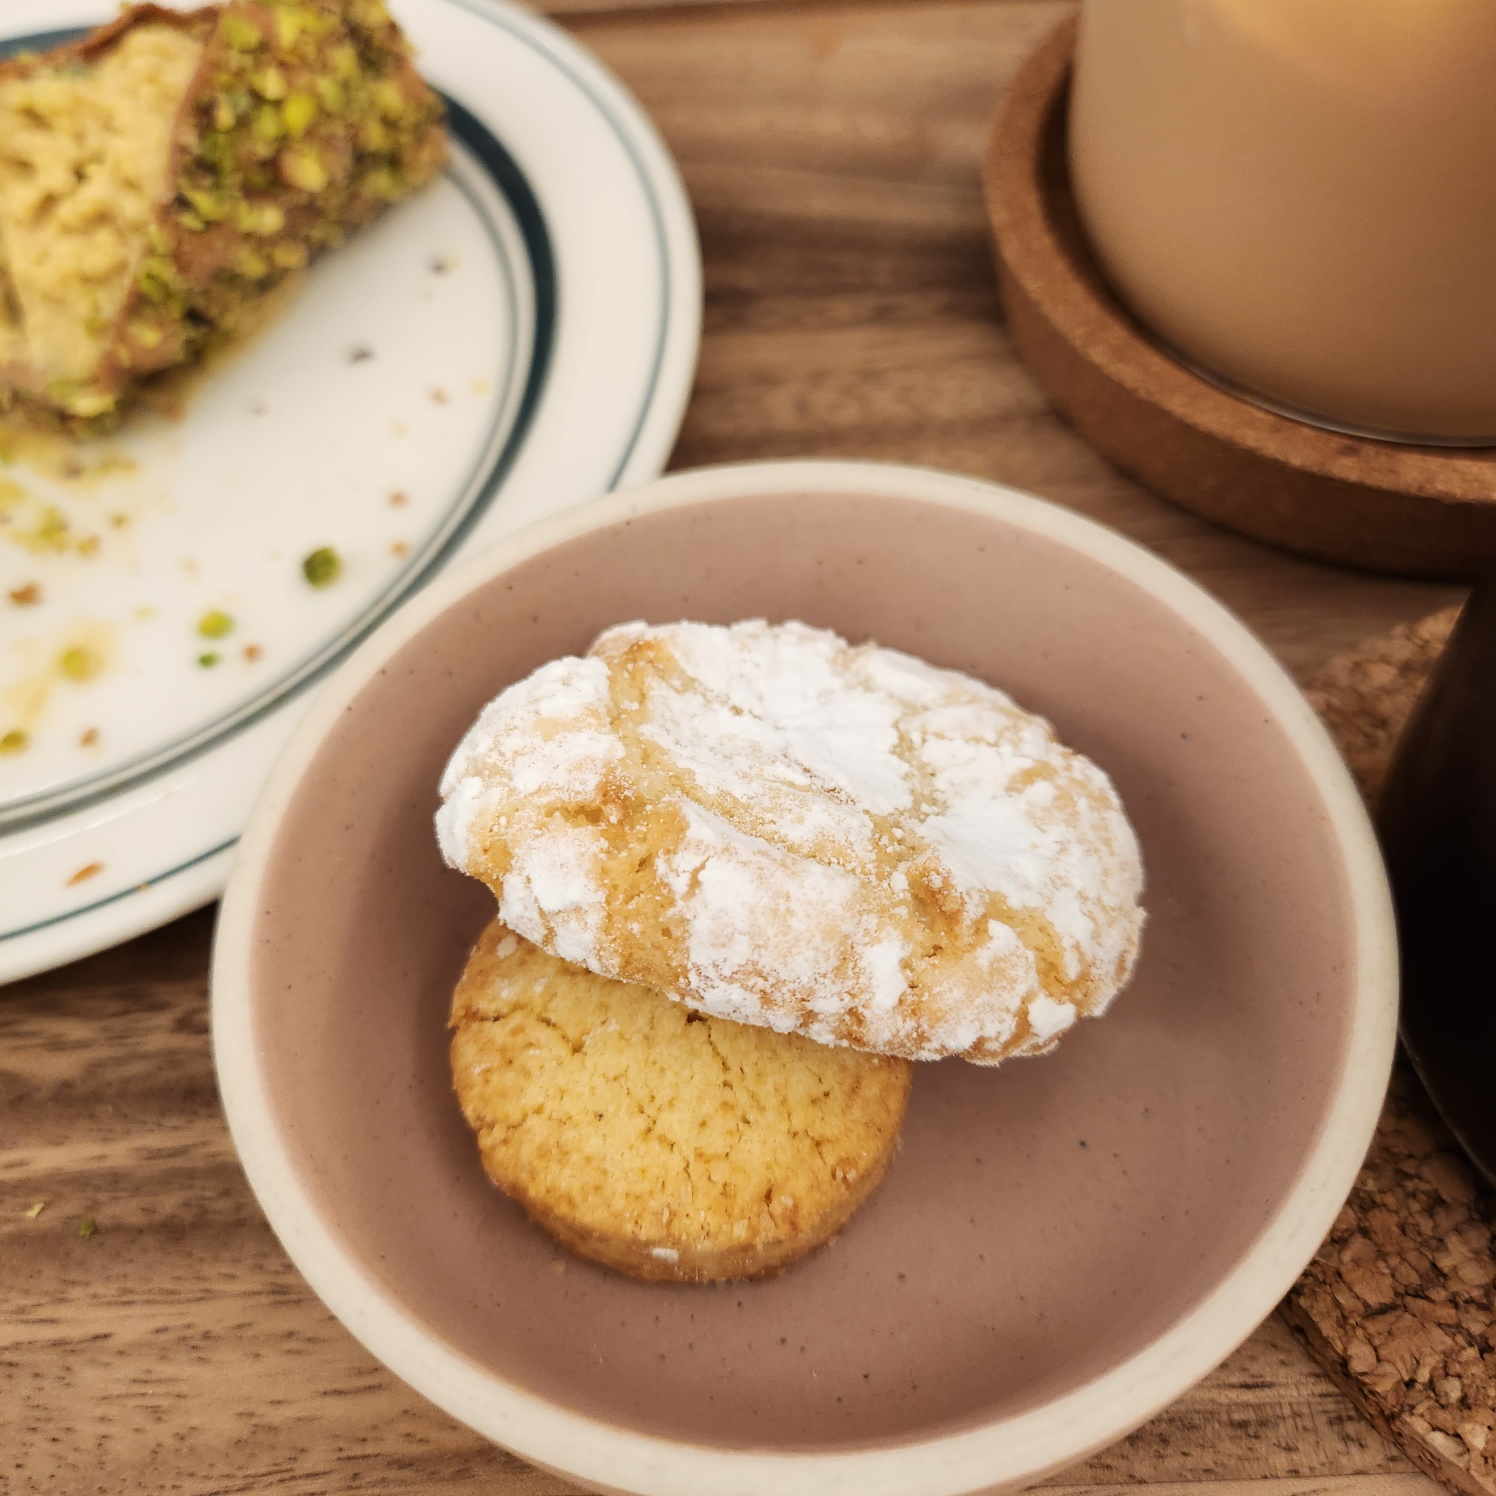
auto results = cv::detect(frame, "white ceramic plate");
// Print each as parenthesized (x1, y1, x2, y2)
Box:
(0, 0, 701, 982)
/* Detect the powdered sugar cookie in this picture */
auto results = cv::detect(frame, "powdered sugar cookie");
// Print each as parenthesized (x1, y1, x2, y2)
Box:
(437, 620, 1145, 1065)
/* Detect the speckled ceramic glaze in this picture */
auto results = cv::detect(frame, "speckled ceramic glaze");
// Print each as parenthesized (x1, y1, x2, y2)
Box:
(212, 460, 1397, 1496)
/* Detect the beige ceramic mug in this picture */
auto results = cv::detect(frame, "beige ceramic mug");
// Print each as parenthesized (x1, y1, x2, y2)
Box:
(1068, 0, 1496, 444)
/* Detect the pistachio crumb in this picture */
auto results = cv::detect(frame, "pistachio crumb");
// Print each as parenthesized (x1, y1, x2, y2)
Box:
(223, 14, 263, 50)
(1, 728, 30, 754)
(271, 241, 309, 271)
(59, 646, 102, 682)
(76, 1216, 96, 1239)
(198, 609, 235, 639)
(302, 546, 342, 588)
(283, 92, 318, 138)
(279, 147, 327, 194)
(254, 65, 288, 101)
(198, 651, 222, 668)
(25, 1202, 44, 1220)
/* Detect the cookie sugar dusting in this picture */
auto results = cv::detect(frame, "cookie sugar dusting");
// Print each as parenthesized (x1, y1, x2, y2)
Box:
(436, 619, 1146, 1065)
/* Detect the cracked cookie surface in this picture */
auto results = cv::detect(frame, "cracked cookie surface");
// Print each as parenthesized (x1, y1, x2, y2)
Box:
(450, 920, 913, 1282)
(437, 618, 1146, 1065)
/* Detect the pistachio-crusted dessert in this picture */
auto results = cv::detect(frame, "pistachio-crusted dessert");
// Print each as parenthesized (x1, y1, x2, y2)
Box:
(0, 0, 446, 431)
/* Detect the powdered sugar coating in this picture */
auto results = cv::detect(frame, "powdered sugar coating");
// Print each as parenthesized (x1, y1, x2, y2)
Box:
(436, 619, 1146, 1064)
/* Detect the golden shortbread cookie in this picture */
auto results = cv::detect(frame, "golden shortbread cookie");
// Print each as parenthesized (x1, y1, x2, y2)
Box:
(437, 619, 1145, 1065)
(449, 920, 914, 1283)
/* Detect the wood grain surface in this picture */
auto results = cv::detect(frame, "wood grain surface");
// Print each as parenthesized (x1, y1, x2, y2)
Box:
(0, 0, 1464, 1491)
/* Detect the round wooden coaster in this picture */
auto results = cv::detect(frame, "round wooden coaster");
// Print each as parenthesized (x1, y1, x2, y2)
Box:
(1284, 606, 1496, 1496)
(982, 20, 1496, 581)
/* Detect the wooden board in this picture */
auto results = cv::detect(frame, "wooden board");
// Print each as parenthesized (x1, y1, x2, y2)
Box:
(0, 0, 1470, 1491)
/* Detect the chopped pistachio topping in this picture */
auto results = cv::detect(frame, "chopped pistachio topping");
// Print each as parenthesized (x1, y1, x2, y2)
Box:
(60, 390, 116, 420)
(253, 65, 289, 101)
(250, 102, 284, 144)
(237, 201, 286, 236)
(235, 246, 271, 280)
(223, 15, 263, 50)
(183, 186, 229, 222)
(358, 117, 391, 153)
(302, 546, 342, 587)
(276, 9, 306, 49)
(197, 651, 222, 668)
(77, 1216, 97, 1239)
(282, 91, 318, 137)
(372, 78, 406, 119)
(279, 147, 328, 193)
(25, 1202, 44, 1219)
(198, 609, 235, 638)
(0, 728, 28, 754)
(360, 165, 402, 201)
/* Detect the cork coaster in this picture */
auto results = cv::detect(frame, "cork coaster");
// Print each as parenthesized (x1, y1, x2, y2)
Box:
(983, 20, 1496, 580)
(1284, 605, 1496, 1496)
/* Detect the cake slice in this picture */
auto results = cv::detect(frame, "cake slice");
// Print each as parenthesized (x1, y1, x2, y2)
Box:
(0, 0, 446, 430)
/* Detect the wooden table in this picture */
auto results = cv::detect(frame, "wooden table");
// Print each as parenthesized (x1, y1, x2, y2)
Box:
(1, 1, 1465, 1491)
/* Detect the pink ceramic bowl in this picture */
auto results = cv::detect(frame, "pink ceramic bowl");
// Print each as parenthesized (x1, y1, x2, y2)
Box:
(212, 460, 1396, 1496)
